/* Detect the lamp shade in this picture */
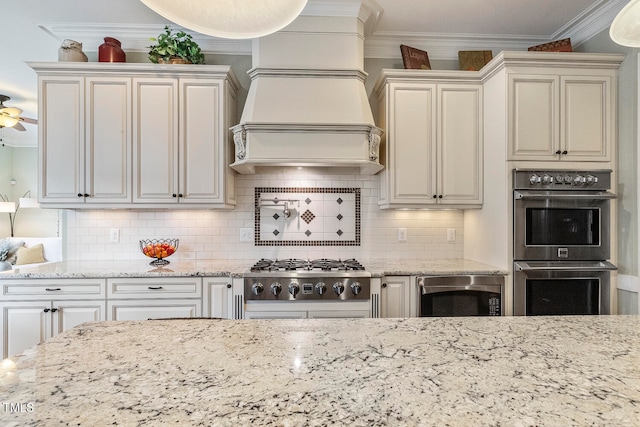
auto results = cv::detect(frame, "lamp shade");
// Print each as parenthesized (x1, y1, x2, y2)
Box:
(610, 0, 640, 47)
(139, 0, 308, 39)
(0, 202, 15, 213)
(18, 197, 40, 208)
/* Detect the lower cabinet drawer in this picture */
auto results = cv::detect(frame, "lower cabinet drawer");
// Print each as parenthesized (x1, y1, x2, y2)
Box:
(107, 299, 202, 320)
(1, 279, 106, 300)
(107, 277, 202, 299)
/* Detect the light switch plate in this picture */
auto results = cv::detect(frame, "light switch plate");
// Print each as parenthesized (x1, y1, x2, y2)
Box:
(397, 228, 407, 242)
(447, 228, 456, 242)
(109, 228, 120, 243)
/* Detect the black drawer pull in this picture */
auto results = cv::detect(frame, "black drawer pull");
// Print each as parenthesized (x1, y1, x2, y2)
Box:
(45, 288, 61, 292)
(148, 286, 164, 290)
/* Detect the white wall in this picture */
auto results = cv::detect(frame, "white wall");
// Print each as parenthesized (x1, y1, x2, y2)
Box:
(65, 167, 464, 262)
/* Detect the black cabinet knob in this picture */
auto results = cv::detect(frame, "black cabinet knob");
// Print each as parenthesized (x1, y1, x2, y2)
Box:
(178, 194, 183, 198)
(77, 193, 83, 197)
(172, 194, 177, 198)
(84, 193, 90, 198)
(432, 195, 437, 199)
(43, 308, 50, 313)
(562, 150, 568, 155)
(555, 150, 562, 155)
(226, 284, 232, 289)
(438, 195, 443, 199)
(51, 308, 58, 313)
(382, 283, 387, 288)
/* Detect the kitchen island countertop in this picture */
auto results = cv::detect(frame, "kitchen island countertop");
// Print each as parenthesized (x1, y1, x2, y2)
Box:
(0, 258, 507, 279)
(1, 316, 639, 426)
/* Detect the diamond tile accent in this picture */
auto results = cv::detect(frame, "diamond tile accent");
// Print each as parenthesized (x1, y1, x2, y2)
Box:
(337, 213, 343, 221)
(301, 210, 316, 224)
(337, 197, 343, 204)
(305, 230, 312, 237)
(337, 229, 343, 236)
(305, 198, 312, 204)
(273, 229, 280, 236)
(273, 213, 280, 220)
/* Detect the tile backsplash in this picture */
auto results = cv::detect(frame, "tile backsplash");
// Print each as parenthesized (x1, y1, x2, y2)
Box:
(65, 167, 464, 262)
(256, 187, 360, 246)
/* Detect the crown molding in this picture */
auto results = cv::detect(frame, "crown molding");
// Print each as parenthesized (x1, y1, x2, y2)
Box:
(38, 23, 252, 55)
(38, 0, 625, 61)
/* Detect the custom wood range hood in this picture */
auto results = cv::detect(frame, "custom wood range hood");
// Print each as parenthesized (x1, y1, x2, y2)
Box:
(230, 2, 383, 175)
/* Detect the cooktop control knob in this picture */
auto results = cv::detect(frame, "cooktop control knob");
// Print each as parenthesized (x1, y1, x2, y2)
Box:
(555, 174, 564, 184)
(288, 283, 300, 297)
(350, 282, 362, 295)
(528, 174, 540, 185)
(333, 282, 345, 296)
(564, 174, 572, 184)
(542, 175, 553, 185)
(316, 282, 327, 295)
(252, 282, 264, 296)
(270, 282, 282, 296)
(585, 175, 597, 185)
(573, 175, 584, 186)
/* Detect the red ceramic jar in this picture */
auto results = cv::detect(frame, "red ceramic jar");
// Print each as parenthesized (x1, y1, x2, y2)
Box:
(98, 37, 126, 62)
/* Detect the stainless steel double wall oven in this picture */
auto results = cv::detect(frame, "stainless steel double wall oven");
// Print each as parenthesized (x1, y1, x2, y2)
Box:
(512, 169, 616, 315)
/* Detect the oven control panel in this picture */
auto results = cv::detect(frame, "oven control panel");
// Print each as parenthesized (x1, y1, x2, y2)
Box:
(513, 169, 611, 190)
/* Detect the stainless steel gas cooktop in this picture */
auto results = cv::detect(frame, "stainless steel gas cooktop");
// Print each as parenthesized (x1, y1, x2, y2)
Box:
(244, 258, 371, 301)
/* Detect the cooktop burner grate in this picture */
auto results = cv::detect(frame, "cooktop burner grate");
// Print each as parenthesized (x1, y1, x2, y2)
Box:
(250, 258, 365, 272)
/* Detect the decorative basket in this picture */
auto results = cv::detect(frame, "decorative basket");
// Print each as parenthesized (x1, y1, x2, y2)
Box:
(140, 239, 179, 266)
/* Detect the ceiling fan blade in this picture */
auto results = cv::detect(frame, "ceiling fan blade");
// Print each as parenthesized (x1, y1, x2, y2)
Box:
(12, 122, 26, 131)
(0, 107, 23, 117)
(20, 117, 38, 125)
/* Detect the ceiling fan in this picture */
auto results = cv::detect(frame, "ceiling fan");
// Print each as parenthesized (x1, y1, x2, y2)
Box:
(0, 95, 38, 131)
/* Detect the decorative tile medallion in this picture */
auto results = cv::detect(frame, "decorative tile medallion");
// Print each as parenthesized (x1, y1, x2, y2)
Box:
(255, 187, 361, 246)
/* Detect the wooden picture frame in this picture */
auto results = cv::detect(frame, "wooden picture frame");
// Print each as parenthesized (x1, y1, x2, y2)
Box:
(528, 38, 572, 52)
(400, 45, 431, 70)
(458, 50, 493, 71)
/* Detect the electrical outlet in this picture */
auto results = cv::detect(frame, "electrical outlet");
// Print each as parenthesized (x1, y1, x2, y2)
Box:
(109, 228, 120, 243)
(239, 228, 254, 242)
(447, 228, 456, 242)
(397, 228, 407, 242)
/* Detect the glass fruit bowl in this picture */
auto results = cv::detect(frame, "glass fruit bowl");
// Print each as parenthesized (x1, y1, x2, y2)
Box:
(140, 239, 179, 266)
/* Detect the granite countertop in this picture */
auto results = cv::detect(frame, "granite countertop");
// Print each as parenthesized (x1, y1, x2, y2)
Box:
(1, 316, 639, 426)
(0, 258, 507, 279)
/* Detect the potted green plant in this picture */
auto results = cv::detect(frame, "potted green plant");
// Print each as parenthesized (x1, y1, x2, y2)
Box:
(148, 26, 205, 64)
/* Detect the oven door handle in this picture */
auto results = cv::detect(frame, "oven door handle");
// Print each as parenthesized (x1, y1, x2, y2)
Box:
(514, 261, 617, 271)
(514, 190, 616, 200)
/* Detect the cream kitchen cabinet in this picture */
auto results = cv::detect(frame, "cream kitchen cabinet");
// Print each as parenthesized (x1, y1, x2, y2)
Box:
(380, 276, 413, 318)
(376, 72, 482, 209)
(203, 277, 235, 319)
(508, 72, 615, 161)
(0, 278, 106, 358)
(36, 75, 131, 204)
(133, 77, 237, 207)
(106, 277, 202, 320)
(29, 63, 238, 209)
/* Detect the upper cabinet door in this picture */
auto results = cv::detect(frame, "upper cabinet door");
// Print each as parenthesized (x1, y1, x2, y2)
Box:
(508, 74, 560, 160)
(437, 84, 482, 205)
(179, 79, 224, 204)
(85, 77, 132, 203)
(387, 82, 437, 206)
(132, 78, 179, 203)
(561, 76, 612, 161)
(38, 76, 85, 202)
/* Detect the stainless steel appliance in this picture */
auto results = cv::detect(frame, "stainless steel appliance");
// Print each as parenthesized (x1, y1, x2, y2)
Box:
(243, 259, 371, 319)
(513, 169, 616, 316)
(417, 275, 504, 317)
